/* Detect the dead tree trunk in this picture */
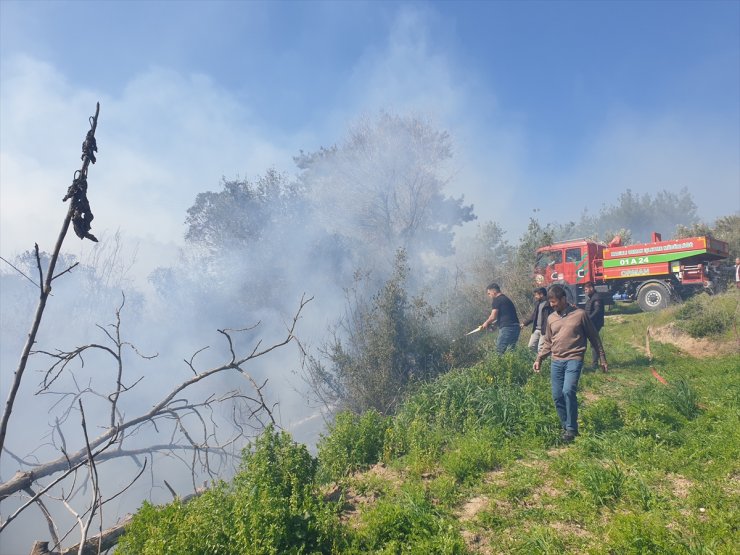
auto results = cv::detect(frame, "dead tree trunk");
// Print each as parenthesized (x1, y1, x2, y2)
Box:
(0, 103, 101, 457)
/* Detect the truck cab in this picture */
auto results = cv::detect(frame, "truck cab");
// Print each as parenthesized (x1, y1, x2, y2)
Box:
(534, 239, 606, 306)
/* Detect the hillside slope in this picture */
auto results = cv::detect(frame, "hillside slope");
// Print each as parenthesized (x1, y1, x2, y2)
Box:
(120, 292, 740, 554)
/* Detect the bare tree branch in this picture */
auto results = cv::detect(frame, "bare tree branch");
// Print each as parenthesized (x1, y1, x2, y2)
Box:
(1, 294, 312, 547)
(76, 401, 101, 555)
(24, 486, 61, 549)
(0, 255, 39, 289)
(0, 103, 101, 457)
(51, 262, 80, 282)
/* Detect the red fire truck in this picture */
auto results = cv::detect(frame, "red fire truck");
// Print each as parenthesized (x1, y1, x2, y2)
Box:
(534, 232, 729, 311)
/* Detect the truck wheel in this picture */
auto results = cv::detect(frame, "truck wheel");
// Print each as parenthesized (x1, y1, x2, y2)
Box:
(637, 283, 670, 312)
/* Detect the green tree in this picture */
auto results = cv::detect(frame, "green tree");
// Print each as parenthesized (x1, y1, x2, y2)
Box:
(153, 168, 350, 314)
(185, 168, 305, 253)
(306, 249, 448, 415)
(577, 188, 698, 244)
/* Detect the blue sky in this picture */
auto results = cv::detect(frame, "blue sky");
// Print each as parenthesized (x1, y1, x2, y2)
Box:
(1, 0, 738, 279)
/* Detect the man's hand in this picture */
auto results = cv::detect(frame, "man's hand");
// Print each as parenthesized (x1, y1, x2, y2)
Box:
(533, 359, 541, 373)
(601, 361, 609, 373)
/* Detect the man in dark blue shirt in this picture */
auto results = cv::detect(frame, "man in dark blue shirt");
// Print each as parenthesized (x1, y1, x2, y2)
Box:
(479, 283, 520, 354)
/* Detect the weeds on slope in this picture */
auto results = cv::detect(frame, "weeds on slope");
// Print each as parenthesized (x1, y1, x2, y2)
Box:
(120, 293, 739, 554)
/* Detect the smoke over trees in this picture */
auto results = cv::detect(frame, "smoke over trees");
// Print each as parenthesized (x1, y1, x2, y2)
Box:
(153, 112, 477, 324)
(560, 188, 700, 244)
(295, 113, 476, 272)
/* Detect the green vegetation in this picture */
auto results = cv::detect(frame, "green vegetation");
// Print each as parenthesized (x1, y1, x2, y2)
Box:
(118, 427, 346, 554)
(121, 292, 739, 554)
(675, 292, 738, 338)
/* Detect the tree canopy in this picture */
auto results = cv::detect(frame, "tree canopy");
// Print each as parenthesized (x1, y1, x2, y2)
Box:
(295, 113, 476, 270)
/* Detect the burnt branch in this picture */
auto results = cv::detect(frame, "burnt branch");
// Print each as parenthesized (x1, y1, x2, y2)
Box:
(24, 486, 61, 550)
(0, 103, 101, 458)
(0, 255, 38, 289)
(51, 262, 79, 282)
(1, 295, 312, 550)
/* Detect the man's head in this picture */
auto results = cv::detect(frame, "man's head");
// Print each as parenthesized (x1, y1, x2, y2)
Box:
(736, 257, 740, 265)
(534, 287, 547, 301)
(583, 281, 595, 296)
(547, 285, 569, 312)
(486, 283, 501, 298)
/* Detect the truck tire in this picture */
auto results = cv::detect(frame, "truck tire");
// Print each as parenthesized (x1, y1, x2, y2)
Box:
(637, 282, 670, 312)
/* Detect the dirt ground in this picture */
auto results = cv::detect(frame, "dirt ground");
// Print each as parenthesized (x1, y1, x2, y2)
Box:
(647, 322, 739, 358)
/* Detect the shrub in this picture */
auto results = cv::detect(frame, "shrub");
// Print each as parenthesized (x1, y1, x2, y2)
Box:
(317, 408, 391, 482)
(119, 427, 345, 555)
(675, 292, 737, 338)
(305, 249, 451, 415)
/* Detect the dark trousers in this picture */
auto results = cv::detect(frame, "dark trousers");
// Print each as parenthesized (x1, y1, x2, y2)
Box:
(590, 325, 603, 366)
(496, 325, 520, 354)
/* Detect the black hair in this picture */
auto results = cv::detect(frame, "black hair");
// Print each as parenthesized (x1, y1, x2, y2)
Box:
(487, 283, 501, 292)
(583, 281, 594, 288)
(547, 284, 567, 300)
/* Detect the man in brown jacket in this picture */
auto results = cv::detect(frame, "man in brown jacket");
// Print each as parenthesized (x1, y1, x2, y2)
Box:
(534, 285, 608, 442)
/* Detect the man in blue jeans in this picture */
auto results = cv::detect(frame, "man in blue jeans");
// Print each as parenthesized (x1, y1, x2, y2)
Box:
(479, 283, 520, 354)
(533, 285, 608, 442)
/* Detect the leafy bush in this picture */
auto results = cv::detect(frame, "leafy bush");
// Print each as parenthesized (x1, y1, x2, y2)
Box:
(675, 292, 737, 338)
(119, 427, 344, 555)
(317, 408, 391, 482)
(582, 398, 625, 434)
(117, 484, 235, 555)
(306, 249, 451, 415)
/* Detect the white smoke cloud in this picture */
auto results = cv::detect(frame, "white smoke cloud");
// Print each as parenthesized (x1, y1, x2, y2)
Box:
(0, 55, 301, 286)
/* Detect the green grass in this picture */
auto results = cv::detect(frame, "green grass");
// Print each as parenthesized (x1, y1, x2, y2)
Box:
(120, 291, 740, 554)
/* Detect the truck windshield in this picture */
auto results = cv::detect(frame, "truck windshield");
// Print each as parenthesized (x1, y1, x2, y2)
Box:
(535, 250, 562, 268)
